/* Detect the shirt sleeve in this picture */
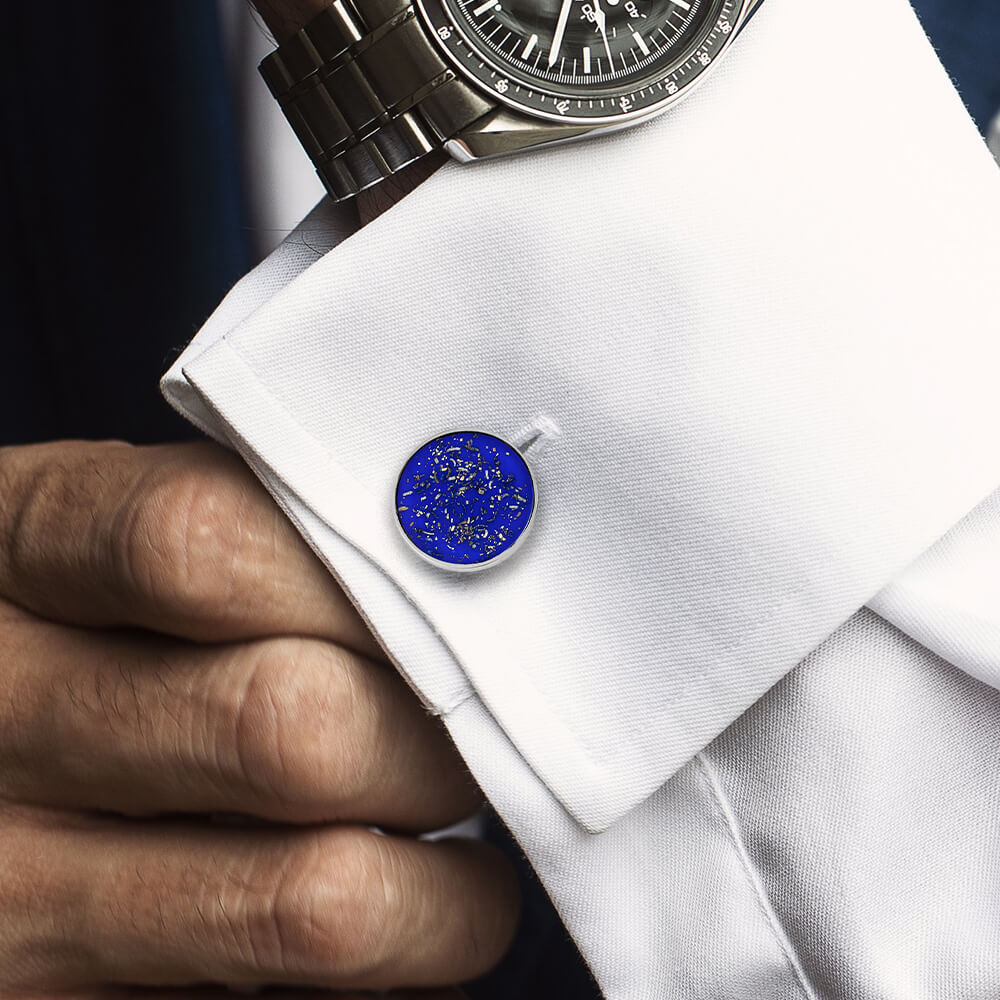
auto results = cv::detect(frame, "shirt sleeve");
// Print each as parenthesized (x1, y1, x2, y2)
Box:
(162, 0, 1000, 994)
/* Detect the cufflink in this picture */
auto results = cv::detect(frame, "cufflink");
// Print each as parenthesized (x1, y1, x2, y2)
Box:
(395, 430, 536, 572)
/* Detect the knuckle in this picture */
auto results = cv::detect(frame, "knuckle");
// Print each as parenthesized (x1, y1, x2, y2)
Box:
(116, 462, 250, 618)
(312, 831, 395, 977)
(223, 640, 369, 817)
(237, 847, 318, 977)
(2, 445, 101, 588)
(248, 830, 390, 979)
(223, 641, 290, 803)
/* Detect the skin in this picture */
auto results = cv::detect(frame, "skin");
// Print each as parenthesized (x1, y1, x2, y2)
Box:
(0, 441, 520, 996)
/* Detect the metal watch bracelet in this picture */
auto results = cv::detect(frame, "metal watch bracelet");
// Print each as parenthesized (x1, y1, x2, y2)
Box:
(259, 0, 492, 201)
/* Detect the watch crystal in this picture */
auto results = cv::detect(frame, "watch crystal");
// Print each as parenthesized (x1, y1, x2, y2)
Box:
(419, 0, 741, 121)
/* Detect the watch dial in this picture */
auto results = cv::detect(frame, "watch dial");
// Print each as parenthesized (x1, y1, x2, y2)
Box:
(456, 0, 710, 88)
(420, 0, 743, 121)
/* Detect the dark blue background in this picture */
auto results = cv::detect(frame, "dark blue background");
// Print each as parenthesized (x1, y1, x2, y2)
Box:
(1, 2, 996, 996)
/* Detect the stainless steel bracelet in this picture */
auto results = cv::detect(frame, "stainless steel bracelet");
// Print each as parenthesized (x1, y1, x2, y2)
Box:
(259, 0, 493, 201)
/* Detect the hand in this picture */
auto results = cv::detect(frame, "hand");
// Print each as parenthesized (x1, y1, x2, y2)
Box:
(591, 0, 615, 70)
(0, 441, 519, 995)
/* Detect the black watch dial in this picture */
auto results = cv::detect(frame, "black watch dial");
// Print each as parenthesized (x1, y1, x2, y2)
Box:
(418, 0, 743, 123)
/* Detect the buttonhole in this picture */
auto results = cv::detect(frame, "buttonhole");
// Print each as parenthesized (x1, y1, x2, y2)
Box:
(512, 414, 562, 459)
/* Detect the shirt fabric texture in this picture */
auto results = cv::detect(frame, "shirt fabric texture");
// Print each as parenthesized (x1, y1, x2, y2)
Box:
(162, 0, 1000, 995)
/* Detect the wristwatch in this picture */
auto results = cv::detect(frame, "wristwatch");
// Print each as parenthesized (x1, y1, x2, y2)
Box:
(260, 0, 764, 202)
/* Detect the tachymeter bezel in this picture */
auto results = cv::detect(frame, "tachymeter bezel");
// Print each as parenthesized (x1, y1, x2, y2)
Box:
(414, 0, 749, 125)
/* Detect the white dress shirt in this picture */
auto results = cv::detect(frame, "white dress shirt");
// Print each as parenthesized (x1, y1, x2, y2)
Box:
(163, 0, 1000, 995)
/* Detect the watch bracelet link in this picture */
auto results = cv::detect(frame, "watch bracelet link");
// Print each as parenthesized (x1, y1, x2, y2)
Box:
(259, 0, 493, 201)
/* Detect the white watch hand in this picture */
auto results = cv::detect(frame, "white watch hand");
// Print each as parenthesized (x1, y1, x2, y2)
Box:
(548, 0, 575, 68)
(592, 0, 615, 69)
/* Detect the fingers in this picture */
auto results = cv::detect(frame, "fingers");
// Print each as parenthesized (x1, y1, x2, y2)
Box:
(0, 618, 482, 831)
(35, 819, 519, 991)
(0, 441, 381, 654)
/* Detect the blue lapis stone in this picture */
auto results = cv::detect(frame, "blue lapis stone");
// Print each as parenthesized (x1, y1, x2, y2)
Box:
(395, 430, 536, 571)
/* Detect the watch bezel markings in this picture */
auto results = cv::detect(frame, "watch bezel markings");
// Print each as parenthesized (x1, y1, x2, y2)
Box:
(414, 0, 751, 126)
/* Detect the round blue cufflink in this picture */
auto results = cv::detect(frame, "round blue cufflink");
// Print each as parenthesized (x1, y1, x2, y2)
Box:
(395, 430, 536, 572)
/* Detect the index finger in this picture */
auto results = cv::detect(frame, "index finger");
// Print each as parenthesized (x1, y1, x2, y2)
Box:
(0, 440, 381, 653)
